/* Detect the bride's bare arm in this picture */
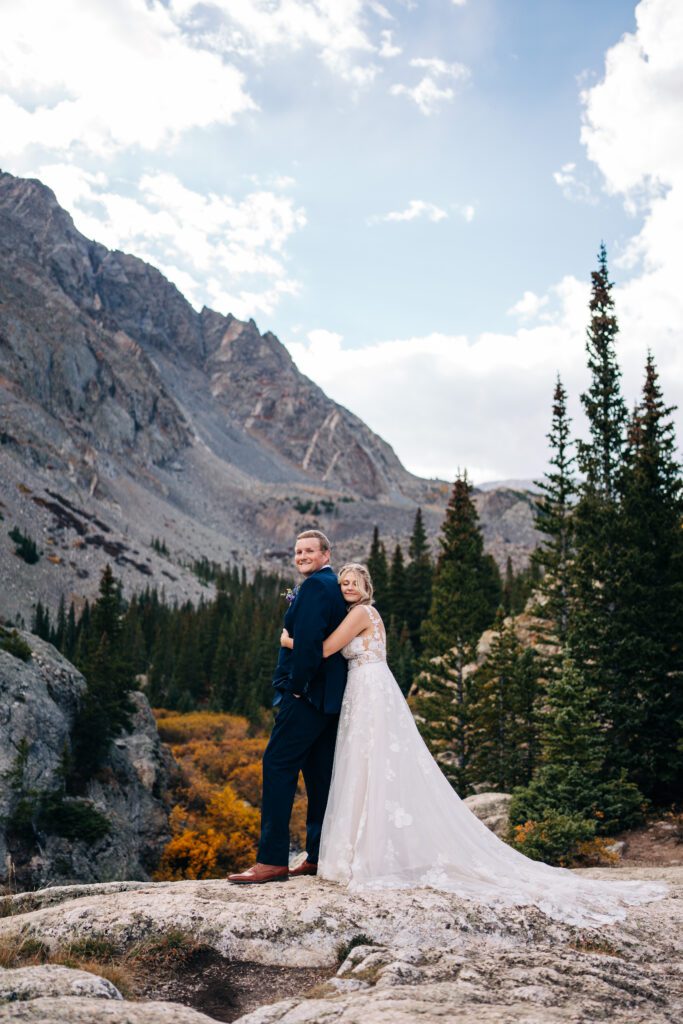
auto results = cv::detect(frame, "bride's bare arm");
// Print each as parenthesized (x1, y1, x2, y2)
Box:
(322, 606, 370, 657)
(281, 607, 371, 657)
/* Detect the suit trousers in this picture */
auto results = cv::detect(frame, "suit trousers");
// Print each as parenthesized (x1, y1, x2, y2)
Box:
(257, 693, 339, 866)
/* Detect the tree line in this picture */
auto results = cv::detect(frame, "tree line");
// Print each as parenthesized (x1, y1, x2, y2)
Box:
(413, 244, 682, 861)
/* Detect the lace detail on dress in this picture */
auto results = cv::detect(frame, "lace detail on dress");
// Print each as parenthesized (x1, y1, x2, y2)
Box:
(341, 604, 386, 669)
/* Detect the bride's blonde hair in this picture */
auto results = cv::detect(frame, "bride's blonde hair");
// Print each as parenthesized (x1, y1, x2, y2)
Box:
(338, 563, 374, 605)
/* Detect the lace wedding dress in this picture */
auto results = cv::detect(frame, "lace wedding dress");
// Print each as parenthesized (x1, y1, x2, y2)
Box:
(318, 605, 666, 925)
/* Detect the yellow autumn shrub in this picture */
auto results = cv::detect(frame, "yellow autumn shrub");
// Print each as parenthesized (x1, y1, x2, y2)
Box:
(229, 762, 263, 807)
(154, 710, 308, 879)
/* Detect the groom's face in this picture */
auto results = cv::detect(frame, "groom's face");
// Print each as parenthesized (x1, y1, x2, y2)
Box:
(294, 538, 330, 577)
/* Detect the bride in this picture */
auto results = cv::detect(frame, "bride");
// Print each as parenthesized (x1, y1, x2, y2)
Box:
(281, 562, 666, 926)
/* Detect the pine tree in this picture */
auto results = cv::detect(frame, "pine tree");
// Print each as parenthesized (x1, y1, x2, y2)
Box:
(502, 557, 515, 616)
(533, 375, 576, 644)
(53, 595, 67, 651)
(32, 600, 51, 641)
(468, 610, 540, 791)
(388, 543, 408, 630)
(413, 474, 501, 792)
(367, 526, 390, 615)
(386, 619, 415, 696)
(616, 354, 683, 801)
(510, 658, 643, 834)
(569, 245, 631, 776)
(405, 507, 433, 652)
(421, 473, 501, 657)
(576, 243, 627, 500)
(70, 565, 135, 785)
(411, 647, 472, 791)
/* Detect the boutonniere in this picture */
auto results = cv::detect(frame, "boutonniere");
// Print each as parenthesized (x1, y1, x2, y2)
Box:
(282, 585, 300, 605)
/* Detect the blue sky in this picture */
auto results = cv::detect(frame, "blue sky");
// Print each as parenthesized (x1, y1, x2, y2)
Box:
(1, 0, 681, 482)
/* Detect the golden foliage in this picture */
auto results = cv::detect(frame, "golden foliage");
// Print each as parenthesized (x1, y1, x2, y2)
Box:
(229, 762, 263, 807)
(572, 837, 621, 866)
(154, 710, 307, 880)
(154, 710, 250, 745)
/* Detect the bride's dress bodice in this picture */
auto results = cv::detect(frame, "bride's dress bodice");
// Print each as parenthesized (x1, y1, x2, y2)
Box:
(319, 603, 666, 926)
(341, 605, 386, 668)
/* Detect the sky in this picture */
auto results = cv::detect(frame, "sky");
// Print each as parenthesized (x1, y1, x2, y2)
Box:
(1, 0, 682, 483)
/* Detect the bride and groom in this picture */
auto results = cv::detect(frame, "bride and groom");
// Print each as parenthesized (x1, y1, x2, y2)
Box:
(228, 530, 664, 924)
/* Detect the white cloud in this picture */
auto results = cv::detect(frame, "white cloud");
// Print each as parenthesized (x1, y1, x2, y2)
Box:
(170, 0, 381, 89)
(0, 0, 254, 159)
(552, 162, 598, 204)
(369, 199, 448, 224)
(293, 0, 683, 484)
(286, 278, 595, 481)
(390, 57, 470, 115)
(452, 0, 468, 7)
(35, 163, 307, 319)
(579, 0, 683, 379)
(410, 57, 468, 77)
(379, 30, 402, 58)
(507, 291, 549, 320)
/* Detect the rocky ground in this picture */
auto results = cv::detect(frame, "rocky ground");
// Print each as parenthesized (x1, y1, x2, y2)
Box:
(0, 864, 679, 1023)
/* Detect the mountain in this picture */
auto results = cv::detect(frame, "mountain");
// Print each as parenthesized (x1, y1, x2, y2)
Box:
(0, 170, 540, 623)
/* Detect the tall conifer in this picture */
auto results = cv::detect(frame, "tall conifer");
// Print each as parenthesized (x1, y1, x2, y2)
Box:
(617, 354, 683, 800)
(509, 658, 643, 834)
(389, 543, 408, 629)
(421, 473, 501, 657)
(367, 526, 390, 615)
(570, 245, 631, 772)
(414, 473, 501, 792)
(469, 611, 540, 791)
(405, 507, 433, 652)
(534, 375, 576, 644)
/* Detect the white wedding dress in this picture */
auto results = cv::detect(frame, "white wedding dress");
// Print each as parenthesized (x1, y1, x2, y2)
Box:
(318, 605, 666, 925)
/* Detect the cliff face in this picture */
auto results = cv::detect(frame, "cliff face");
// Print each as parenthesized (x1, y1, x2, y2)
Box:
(0, 632, 171, 889)
(0, 170, 418, 500)
(0, 169, 541, 623)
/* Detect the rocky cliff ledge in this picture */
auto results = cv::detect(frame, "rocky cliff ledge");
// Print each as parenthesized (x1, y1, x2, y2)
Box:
(0, 867, 679, 1022)
(0, 633, 171, 889)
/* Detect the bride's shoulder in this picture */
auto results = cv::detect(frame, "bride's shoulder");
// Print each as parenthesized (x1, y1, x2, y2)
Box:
(353, 603, 381, 625)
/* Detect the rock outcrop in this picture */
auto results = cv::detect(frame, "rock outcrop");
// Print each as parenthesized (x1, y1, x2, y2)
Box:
(0, 632, 171, 889)
(0, 867, 679, 1022)
(0, 169, 540, 624)
(463, 792, 513, 838)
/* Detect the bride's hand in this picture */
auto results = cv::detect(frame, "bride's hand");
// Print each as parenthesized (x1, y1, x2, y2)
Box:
(280, 628, 293, 649)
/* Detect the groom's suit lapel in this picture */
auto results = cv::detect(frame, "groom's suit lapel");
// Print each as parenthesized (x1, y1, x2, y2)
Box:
(285, 566, 335, 629)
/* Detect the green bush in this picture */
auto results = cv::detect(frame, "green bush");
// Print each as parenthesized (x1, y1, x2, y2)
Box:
(38, 796, 111, 845)
(510, 764, 644, 835)
(508, 811, 597, 866)
(0, 627, 32, 662)
(8, 527, 40, 564)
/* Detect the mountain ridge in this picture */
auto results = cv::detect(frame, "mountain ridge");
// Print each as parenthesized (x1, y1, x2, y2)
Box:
(0, 169, 540, 623)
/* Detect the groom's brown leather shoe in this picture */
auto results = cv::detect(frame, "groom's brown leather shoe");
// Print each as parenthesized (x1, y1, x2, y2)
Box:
(289, 860, 317, 877)
(227, 863, 289, 884)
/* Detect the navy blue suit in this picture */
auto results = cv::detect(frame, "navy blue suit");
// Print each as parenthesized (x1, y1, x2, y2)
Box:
(258, 566, 348, 866)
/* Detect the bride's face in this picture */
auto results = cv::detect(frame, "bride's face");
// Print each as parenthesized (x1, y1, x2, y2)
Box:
(340, 573, 362, 604)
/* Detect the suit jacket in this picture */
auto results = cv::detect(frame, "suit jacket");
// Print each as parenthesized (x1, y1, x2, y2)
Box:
(272, 566, 348, 714)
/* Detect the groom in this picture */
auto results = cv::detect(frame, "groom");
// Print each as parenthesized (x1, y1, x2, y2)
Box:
(228, 529, 348, 883)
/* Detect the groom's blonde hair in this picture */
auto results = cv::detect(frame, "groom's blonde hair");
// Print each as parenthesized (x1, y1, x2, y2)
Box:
(339, 563, 374, 605)
(296, 529, 331, 552)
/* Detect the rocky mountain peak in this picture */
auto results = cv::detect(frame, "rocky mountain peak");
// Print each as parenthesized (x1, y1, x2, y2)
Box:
(0, 168, 540, 622)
